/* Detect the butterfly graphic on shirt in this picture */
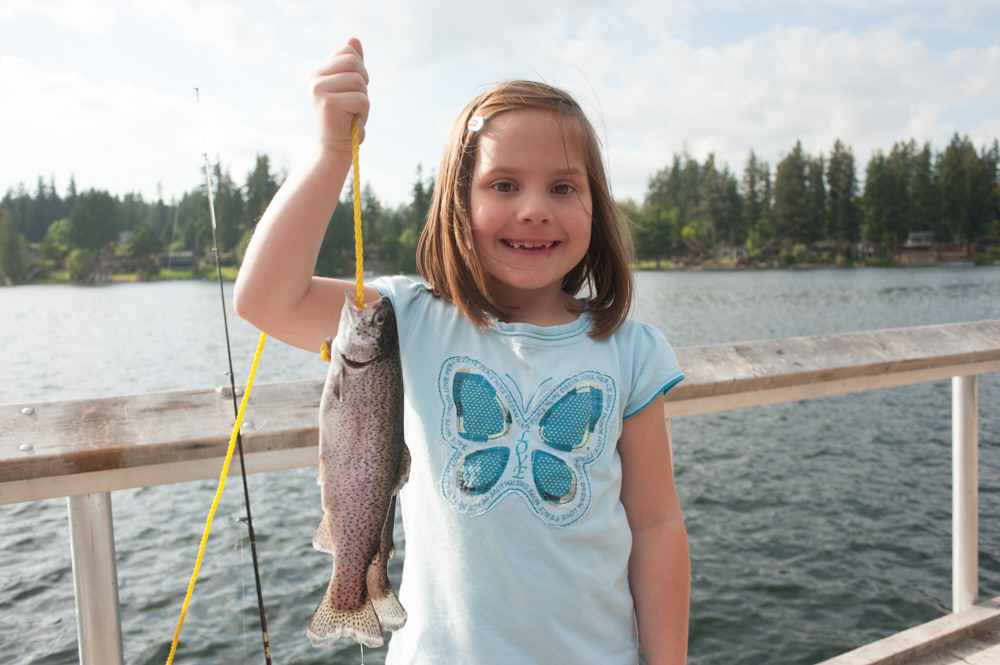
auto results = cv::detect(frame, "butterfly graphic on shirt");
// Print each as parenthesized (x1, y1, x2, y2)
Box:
(438, 356, 617, 527)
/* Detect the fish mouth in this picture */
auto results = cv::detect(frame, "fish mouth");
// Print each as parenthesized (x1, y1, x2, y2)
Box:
(341, 354, 375, 370)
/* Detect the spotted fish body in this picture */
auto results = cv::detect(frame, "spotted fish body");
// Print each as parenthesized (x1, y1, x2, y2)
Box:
(307, 293, 409, 649)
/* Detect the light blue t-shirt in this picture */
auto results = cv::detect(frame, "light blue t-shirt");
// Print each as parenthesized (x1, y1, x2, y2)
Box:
(372, 275, 684, 665)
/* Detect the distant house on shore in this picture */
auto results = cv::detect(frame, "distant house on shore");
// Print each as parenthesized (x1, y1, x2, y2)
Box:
(158, 251, 195, 270)
(715, 245, 750, 262)
(761, 237, 796, 260)
(903, 231, 936, 249)
(670, 238, 711, 264)
(808, 239, 838, 260)
(853, 239, 880, 259)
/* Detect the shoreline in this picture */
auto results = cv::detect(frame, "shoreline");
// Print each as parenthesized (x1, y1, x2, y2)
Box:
(5, 260, 996, 287)
(634, 259, 988, 272)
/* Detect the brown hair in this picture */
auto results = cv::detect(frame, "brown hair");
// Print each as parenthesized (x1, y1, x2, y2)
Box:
(416, 80, 634, 339)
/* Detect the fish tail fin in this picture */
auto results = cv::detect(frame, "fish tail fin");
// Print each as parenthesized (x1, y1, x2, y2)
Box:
(307, 591, 384, 648)
(370, 584, 407, 631)
(312, 517, 334, 555)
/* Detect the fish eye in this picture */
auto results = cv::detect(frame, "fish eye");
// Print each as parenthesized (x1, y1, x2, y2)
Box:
(374, 312, 385, 326)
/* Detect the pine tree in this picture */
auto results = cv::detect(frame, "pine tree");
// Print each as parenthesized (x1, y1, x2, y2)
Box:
(827, 140, 860, 247)
(805, 155, 827, 243)
(68, 190, 120, 252)
(772, 141, 810, 242)
(244, 154, 279, 233)
(0, 209, 28, 283)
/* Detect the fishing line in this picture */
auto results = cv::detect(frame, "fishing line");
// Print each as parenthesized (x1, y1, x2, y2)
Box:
(166, 331, 266, 664)
(196, 87, 273, 665)
(234, 515, 250, 664)
(167, 103, 370, 663)
(165, 89, 272, 665)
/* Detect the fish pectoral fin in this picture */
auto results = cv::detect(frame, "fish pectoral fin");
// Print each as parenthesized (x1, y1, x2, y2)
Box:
(330, 362, 345, 402)
(312, 518, 335, 555)
(393, 443, 411, 493)
(307, 592, 384, 648)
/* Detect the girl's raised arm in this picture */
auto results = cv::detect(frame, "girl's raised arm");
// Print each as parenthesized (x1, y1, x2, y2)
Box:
(234, 38, 381, 353)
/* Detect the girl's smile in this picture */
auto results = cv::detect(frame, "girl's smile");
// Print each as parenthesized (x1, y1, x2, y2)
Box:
(469, 109, 593, 323)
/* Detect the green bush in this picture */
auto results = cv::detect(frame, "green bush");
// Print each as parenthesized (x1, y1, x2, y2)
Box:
(67, 249, 98, 282)
(863, 257, 891, 267)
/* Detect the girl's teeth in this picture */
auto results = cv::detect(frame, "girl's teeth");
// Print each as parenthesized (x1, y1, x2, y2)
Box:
(506, 241, 554, 249)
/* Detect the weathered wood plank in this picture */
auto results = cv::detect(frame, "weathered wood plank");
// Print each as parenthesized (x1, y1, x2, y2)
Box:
(1, 321, 997, 503)
(0, 380, 323, 503)
(911, 629, 1000, 665)
(816, 596, 1000, 665)
(943, 634, 1000, 665)
(665, 320, 1000, 416)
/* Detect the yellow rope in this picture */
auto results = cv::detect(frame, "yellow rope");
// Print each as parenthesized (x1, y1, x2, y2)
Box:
(166, 331, 267, 665)
(351, 116, 364, 309)
(167, 118, 363, 660)
(321, 115, 366, 362)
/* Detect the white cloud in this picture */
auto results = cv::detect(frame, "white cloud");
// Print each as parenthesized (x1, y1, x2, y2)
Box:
(556, 19, 998, 193)
(0, 0, 120, 33)
(943, 45, 1000, 101)
(137, 0, 279, 63)
(0, 56, 202, 198)
(2, 0, 998, 209)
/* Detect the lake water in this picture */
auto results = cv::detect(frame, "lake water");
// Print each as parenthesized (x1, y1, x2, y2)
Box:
(1, 266, 998, 665)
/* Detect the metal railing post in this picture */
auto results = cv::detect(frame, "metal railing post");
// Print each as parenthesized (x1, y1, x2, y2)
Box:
(951, 374, 978, 612)
(67, 492, 125, 665)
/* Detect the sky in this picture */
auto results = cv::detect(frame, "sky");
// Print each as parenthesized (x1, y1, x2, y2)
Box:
(1, 0, 998, 210)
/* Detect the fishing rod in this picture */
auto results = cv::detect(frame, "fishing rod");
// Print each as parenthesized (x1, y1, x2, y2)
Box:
(195, 87, 273, 665)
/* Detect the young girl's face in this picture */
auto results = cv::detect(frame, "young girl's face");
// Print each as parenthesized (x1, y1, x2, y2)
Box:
(469, 109, 593, 314)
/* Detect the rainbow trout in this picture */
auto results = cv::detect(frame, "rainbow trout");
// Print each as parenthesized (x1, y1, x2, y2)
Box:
(307, 293, 409, 649)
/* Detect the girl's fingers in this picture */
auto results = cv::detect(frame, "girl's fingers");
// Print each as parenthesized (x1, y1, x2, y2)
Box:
(313, 41, 368, 82)
(310, 40, 371, 150)
(311, 71, 368, 98)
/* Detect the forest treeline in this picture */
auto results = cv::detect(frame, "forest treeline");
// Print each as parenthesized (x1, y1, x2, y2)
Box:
(630, 134, 999, 265)
(1, 133, 998, 284)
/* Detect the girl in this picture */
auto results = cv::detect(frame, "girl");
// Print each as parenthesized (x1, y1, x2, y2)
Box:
(234, 38, 689, 665)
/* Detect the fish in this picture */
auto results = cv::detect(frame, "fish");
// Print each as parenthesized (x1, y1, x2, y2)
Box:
(307, 292, 410, 649)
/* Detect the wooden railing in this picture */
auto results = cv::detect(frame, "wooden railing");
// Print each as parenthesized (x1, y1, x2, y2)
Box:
(2, 320, 999, 664)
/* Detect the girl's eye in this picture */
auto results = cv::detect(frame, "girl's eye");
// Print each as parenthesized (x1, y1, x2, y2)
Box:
(492, 182, 515, 193)
(552, 183, 575, 195)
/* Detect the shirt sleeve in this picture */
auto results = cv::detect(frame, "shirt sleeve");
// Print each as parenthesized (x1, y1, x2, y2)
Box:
(623, 321, 684, 419)
(370, 275, 430, 349)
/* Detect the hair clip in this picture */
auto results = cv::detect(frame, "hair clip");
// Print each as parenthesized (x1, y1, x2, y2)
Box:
(467, 115, 484, 132)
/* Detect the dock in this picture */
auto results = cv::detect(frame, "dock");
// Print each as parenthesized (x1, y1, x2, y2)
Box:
(1, 319, 999, 664)
(818, 596, 1000, 665)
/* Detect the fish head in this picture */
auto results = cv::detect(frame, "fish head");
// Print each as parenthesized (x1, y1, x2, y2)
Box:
(334, 292, 399, 368)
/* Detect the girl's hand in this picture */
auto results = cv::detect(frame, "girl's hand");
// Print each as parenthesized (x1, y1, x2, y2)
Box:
(310, 38, 370, 154)
(234, 40, 374, 352)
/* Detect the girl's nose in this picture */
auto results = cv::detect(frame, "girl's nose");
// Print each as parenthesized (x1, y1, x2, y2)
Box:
(517, 190, 552, 224)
